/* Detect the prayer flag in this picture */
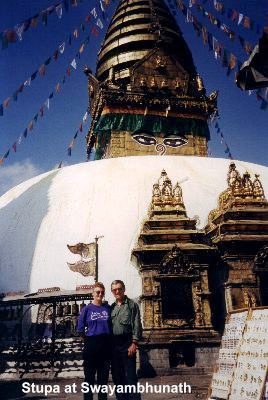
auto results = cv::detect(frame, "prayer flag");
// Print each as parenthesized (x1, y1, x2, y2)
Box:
(91, 8, 98, 18)
(4, 150, 10, 159)
(31, 71, 38, 81)
(15, 24, 24, 41)
(59, 42, 65, 54)
(96, 19, 104, 29)
(30, 16, 39, 28)
(0, 104, 3, 116)
(5, 29, 17, 43)
(3, 97, 11, 108)
(83, 111, 88, 123)
(39, 64, 46, 76)
(18, 134, 23, 145)
(56, 4, 63, 19)
(243, 16, 251, 29)
(71, 59, 77, 69)
(45, 57, 51, 66)
(53, 49, 59, 60)
(23, 129, 28, 138)
(23, 19, 31, 32)
(24, 77, 31, 86)
(12, 142, 17, 152)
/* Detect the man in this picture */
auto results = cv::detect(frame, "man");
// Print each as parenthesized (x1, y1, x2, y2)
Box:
(110, 280, 142, 400)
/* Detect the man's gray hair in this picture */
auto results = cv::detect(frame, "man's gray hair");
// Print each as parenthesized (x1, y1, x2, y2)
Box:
(111, 280, 125, 290)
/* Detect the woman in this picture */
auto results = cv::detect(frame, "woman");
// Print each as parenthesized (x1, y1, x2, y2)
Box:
(77, 282, 111, 400)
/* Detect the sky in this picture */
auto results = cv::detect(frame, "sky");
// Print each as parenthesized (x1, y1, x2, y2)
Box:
(0, 0, 267, 196)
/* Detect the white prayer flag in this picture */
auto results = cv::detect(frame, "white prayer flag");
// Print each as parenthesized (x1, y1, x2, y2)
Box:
(91, 7, 97, 18)
(56, 4, 63, 19)
(238, 13, 243, 25)
(71, 59, 77, 69)
(59, 42, 65, 54)
(96, 18, 104, 29)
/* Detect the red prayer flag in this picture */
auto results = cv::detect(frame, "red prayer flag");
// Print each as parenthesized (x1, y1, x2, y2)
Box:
(30, 16, 39, 28)
(5, 29, 17, 43)
(243, 16, 251, 29)
(12, 142, 17, 153)
(231, 9, 238, 22)
(39, 64, 46, 76)
(53, 49, 59, 61)
(3, 97, 11, 108)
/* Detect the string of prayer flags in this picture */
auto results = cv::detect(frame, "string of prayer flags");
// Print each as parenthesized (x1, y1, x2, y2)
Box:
(176, 0, 241, 77)
(256, 88, 268, 110)
(189, 0, 254, 55)
(0, 11, 104, 117)
(213, 121, 233, 159)
(0, 0, 89, 50)
(0, 0, 111, 116)
(174, 1, 268, 109)
(209, 0, 262, 35)
(67, 111, 90, 157)
(0, 45, 88, 165)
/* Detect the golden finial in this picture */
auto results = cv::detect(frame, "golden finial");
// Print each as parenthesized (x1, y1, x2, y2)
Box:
(242, 171, 254, 198)
(140, 76, 147, 87)
(196, 74, 204, 92)
(253, 174, 265, 199)
(150, 77, 157, 88)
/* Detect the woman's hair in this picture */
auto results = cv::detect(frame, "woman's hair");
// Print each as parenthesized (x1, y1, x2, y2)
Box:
(93, 282, 105, 291)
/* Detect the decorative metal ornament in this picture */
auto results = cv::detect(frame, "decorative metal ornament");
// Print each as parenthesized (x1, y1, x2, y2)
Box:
(67, 242, 96, 277)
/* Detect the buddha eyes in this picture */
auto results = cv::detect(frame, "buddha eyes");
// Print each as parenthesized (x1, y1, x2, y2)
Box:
(163, 137, 188, 147)
(132, 133, 187, 147)
(132, 134, 157, 145)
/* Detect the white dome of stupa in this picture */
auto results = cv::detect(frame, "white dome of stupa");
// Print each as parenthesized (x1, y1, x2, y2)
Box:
(0, 156, 267, 303)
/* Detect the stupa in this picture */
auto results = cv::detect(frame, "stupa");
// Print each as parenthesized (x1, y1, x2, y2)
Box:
(0, 0, 268, 378)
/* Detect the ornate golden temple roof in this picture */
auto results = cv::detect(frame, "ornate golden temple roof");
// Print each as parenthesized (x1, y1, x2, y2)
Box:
(96, 0, 197, 82)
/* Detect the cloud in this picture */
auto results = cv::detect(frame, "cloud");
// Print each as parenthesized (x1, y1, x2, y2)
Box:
(0, 159, 44, 196)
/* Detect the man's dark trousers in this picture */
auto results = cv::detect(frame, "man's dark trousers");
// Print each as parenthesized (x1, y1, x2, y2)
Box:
(111, 335, 141, 400)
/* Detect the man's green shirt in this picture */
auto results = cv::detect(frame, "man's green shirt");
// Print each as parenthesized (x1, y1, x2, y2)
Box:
(111, 296, 142, 342)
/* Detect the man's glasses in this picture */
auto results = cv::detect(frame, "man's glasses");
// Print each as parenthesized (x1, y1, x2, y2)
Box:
(94, 290, 104, 295)
(112, 287, 123, 293)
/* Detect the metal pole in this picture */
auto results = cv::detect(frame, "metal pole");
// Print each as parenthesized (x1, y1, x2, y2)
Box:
(51, 301, 56, 373)
(95, 236, 99, 282)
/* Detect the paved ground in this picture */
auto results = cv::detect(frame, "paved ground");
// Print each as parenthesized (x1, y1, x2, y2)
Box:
(0, 375, 211, 400)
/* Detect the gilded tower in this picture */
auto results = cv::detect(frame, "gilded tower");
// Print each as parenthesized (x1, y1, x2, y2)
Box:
(85, 0, 217, 159)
